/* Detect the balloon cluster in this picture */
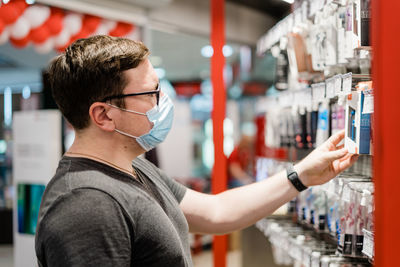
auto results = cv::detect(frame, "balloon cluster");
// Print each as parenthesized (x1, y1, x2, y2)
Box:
(0, 0, 137, 53)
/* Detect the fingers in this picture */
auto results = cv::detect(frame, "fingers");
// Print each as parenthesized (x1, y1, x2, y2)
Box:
(326, 130, 345, 147)
(338, 153, 352, 162)
(337, 154, 359, 172)
(325, 147, 348, 161)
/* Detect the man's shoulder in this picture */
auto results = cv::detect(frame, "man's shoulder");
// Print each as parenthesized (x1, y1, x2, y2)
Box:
(35, 188, 133, 266)
(132, 157, 160, 172)
(39, 158, 154, 227)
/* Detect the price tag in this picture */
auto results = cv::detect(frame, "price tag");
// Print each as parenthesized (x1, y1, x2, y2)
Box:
(342, 73, 352, 94)
(309, 0, 324, 16)
(326, 78, 335, 99)
(334, 74, 342, 96)
(294, 9, 303, 27)
(278, 92, 290, 108)
(294, 91, 302, 108)
(362, 91, 374, 114)
(362, 229, 374, 258)
(305, 88, 313, 111)
(319, 83, 326, 100)
(283, 92, 289, 107)
(342, 185, 351, 203)
(287, 14, 294, 31)
(311, 84, 318, 102)
(312, 83, 325, 102)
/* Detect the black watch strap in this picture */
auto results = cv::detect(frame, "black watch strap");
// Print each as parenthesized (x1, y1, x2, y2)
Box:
(286, 164, 308, 192)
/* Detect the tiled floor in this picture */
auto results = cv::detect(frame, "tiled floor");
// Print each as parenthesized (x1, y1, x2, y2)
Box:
(0, 245, 241, 267)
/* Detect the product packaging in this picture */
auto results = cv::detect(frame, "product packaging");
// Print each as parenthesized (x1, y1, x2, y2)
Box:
(337, 181, 373, 257)
(360, 0, 371, 46)
(344, 84, 373, 154)
(316, 101, 330, 147)
(320, 255, 370, 266)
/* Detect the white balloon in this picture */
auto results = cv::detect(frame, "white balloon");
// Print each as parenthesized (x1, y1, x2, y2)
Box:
(125, 28, 140, 40)
(64, 13, 82, 35)
(23, 5, 51, 29)
(103, 20, 116, 31)
(0, 27, 10, 45)
(34, 37, 54, 54)
(93, 23, 109, 35)
(10, 16, 31, 39)
(54, 27, 70, 47)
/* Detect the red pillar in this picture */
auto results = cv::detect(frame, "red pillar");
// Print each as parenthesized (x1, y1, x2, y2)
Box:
(211, 0, 227, 266)
(372, 0, 400, 265)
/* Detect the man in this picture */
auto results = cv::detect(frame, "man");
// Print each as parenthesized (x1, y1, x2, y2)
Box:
(35, 35, 358, 267)
(227, 129, 255, 188)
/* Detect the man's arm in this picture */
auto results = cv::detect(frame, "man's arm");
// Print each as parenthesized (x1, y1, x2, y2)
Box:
(179, 130, 358, 234)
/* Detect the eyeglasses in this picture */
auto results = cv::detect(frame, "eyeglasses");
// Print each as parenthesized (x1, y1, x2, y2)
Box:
(102, 84, 160, 106)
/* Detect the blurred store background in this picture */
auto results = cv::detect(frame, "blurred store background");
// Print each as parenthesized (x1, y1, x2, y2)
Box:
(0, 0, 293, 266)
(0, 0, 383, 266)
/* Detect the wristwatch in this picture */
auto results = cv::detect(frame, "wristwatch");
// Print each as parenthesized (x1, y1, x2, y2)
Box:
(286, 164, 308, 192)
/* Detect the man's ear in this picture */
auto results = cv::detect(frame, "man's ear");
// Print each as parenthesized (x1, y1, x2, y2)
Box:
(88, 102, 116, 132)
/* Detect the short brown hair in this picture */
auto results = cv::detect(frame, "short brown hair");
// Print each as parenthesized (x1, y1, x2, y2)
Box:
(48, 35, 150, 129)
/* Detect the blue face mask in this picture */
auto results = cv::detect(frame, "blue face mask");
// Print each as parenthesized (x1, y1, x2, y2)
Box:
(107, 94, 174, 151)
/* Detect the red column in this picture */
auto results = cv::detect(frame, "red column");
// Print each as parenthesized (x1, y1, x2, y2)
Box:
(372, 0, 400, 265)
(211, 0, 227, 266)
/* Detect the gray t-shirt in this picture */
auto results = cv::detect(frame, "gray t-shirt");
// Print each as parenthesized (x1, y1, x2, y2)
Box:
(35, 156, 192, 267)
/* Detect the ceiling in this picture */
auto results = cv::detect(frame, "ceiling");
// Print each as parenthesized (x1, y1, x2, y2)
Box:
(0, 0, 286, 83)
(150, 29, 241, 81)
(0, 29, 242, 82)
(227, 0, 291, 20)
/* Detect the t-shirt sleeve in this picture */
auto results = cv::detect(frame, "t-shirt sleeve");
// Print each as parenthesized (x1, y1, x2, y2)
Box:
(133, 157, 187, 203)
(157, 168, 187, 203)
(228, 147, 240, 164)
(36, 188, 132, 267)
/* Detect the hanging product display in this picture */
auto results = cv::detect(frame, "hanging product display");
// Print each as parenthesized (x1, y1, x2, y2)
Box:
(254, 0, 374, 265)
(360, 0, 371, 46)
(275, 49, 289, 90)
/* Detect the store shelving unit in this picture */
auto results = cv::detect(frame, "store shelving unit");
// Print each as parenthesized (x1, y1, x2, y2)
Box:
(250, 0, 385, 265)
(251, 0, 400, 265)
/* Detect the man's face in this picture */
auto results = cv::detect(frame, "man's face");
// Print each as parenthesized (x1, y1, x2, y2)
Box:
(112, 59, 160, 138)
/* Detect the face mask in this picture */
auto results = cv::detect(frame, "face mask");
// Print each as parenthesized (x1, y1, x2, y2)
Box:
(108, 94, 174, 151)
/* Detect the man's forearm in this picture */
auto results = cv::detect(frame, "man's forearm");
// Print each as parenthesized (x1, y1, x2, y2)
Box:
(209, 169, 299, 234)
(182, 131, 357, 235)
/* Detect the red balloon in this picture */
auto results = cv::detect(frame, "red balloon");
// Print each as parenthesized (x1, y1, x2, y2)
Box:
(51, 7, 64, 16)
(56, 39, 73, 53)
(109, 28, 122, 37)
(30, 25, 51, 44)
(13, 0, 28, 15)
(0, 20, 4, 35)
(109, 22, 134, 37)
(83, 15, 101, 33)
(55, 47, 65, 53)
(10, 35, 30, 48)
(70, 28, 90, 42)
(56, 44, 67, 53)
(46, 13, 63, 35)
(0, 4, 20, 25)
